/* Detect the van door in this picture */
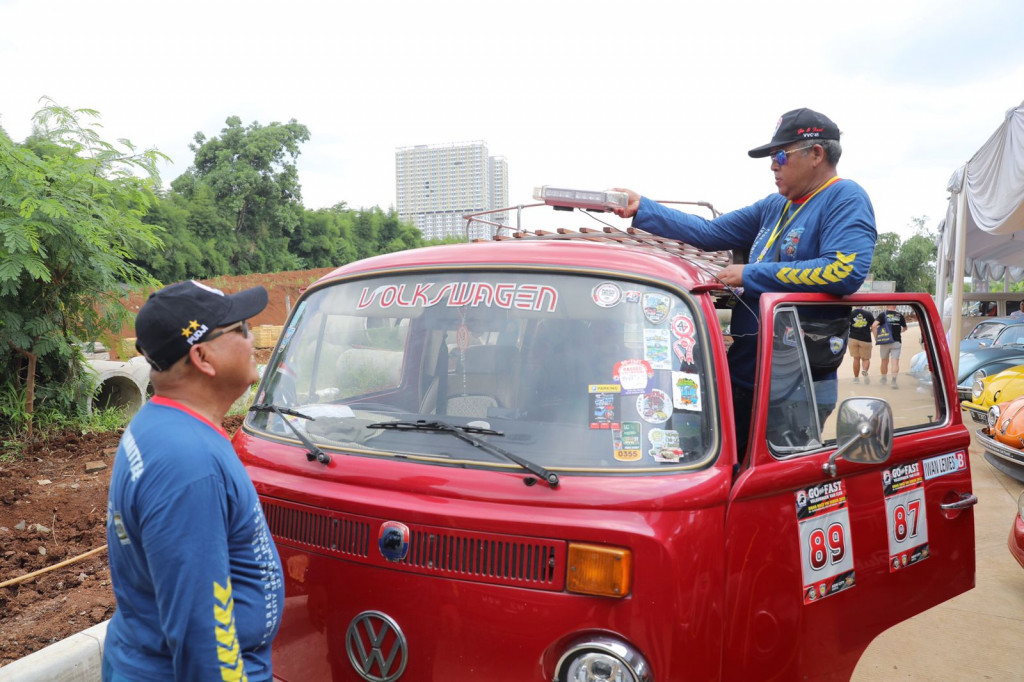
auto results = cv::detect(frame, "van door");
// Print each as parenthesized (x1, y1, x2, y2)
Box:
(721, 294, 975, 681)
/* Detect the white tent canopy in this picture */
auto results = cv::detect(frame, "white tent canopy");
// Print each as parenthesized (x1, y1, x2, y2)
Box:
(934, 100, 1024, 373)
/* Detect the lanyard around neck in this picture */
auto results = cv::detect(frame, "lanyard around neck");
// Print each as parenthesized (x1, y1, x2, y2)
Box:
(755, 176, 841, 263)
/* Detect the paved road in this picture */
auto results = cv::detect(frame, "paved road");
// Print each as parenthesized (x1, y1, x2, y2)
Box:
(851, 429, 1024, 681)
(847, 324, 1024, 681)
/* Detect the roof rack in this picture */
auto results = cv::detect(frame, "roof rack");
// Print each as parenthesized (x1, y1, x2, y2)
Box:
(462, 201, 733, 274)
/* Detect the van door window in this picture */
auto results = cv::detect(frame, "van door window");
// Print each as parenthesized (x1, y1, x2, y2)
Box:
(768, 302, 949, 457)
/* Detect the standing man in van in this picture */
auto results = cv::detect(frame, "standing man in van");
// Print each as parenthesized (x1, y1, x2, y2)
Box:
(613, 108, 877, 457)
(103, 280, 283, 682)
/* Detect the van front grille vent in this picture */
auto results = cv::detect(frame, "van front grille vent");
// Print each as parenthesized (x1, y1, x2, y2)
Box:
(404, 529, 561, 586)
(261, 499, 370, 558)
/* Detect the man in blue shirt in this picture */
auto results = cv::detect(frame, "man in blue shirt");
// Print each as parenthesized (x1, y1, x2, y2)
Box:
(614, 108, 876, 458)
(103, 280, 284, 681)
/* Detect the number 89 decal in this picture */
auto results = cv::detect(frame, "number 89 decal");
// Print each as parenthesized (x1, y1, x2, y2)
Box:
(796, 482, 856, 604)
(807, 522, 847, 571)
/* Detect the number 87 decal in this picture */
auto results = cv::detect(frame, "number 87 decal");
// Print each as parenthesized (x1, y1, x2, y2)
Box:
(892, 500, 921, 542)
(808, 522, 847, 571)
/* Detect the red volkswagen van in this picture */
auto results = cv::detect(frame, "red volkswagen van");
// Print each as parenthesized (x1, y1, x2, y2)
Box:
(234, 194, 975, 681)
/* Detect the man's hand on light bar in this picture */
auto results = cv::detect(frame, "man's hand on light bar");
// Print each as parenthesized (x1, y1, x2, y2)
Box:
(611, 188, 641, 219)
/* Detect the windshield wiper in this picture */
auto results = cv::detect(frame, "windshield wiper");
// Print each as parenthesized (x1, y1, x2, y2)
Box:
(367, 419, 559, 488)
(249, 403, 331, 465)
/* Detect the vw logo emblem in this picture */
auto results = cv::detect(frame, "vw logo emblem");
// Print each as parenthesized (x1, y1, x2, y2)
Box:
(345, 610, 408, 682)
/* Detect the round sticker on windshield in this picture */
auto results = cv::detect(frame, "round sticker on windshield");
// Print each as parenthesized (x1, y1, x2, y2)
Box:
(592, 282, 622, 308)
(636, 389, 671, 424)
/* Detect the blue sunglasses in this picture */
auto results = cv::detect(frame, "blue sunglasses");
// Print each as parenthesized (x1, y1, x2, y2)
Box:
(771, 144, 817, 166)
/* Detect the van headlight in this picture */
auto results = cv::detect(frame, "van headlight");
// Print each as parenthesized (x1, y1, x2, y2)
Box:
(555, 636, 651, 682)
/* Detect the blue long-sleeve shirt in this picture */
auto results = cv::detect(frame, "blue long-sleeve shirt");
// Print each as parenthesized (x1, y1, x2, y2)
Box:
(104, 396, 283, 681)
(633, 179, 876, 389)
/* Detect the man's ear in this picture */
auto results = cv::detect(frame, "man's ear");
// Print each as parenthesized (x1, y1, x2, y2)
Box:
(187, 343, 218, 378)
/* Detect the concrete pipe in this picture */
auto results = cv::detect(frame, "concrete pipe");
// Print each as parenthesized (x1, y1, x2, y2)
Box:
(84, 356, 152, 416)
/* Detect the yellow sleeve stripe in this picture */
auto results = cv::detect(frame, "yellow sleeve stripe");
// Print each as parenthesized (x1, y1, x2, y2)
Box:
(213, 579, 248, 682)
(776, 252, 857, 286)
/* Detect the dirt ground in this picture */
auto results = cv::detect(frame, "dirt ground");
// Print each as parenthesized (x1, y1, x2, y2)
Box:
(0, 268, 326, 668)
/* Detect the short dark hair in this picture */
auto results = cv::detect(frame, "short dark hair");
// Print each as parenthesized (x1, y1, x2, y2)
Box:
(817, 139, 842, 165)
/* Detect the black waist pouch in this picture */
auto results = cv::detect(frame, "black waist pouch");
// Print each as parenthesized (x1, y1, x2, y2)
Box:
(801, 317, 850, 372)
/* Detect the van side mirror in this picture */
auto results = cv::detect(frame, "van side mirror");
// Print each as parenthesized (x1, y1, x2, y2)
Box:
(823, 398, 894, 477)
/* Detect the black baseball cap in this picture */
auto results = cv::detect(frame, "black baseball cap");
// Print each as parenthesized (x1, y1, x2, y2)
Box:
(135, 280, 268, 371)
(748, 108, 841, 158)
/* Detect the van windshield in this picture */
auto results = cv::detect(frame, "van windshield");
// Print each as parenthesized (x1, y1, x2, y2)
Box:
(248, 272, 718, 473)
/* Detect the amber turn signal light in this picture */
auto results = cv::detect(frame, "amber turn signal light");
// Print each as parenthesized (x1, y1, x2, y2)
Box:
(566, 543, 632, 598)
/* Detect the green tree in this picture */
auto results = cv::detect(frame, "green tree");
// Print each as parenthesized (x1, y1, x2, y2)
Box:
(0, 99, 164, 436)
(869, 217, 937, 293)
(170, 116, 309, 273)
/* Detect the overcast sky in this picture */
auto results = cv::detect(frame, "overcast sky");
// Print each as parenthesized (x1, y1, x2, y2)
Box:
(2, 0, 1023, 240)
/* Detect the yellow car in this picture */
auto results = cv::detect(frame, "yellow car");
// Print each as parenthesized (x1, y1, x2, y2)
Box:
(962, 364, 1024, 424)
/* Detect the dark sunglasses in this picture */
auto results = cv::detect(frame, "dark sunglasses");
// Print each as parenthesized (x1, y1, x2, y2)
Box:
(770, 144, 816, 166)
(199, 319, 249, 344)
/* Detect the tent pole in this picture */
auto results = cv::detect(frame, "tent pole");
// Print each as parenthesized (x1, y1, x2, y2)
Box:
(935, 230, 949, 331)
(951, 166, 969, 379)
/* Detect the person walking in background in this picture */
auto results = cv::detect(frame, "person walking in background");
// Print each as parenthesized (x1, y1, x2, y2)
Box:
(103, 280, 283, 682)
(875, 304, 909, 389)
(849, 307, 877, 383)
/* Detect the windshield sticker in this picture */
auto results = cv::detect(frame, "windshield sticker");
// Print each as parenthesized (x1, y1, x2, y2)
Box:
(624, 290, 642, 304)
(922, 450, 968, 480)
(642, 293, 671, 325)
(672, 372, 702, 411)
(614, 359, 654, 394)
(643, 329, 672, 370)
(648, 429, 683, 462)
(589, 385, 621, 429)
(592, 282, 622, 308)
(882, 463, 930, 572)
(796, 481, 856, 605)
(356, 282, 558, 313)
(613, 422, 643, 461)
(670, 314, 697, 366)
(636, 389, 671, 424)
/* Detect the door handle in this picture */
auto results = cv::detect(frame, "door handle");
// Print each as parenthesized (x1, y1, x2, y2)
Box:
(940, 492, 978, 511)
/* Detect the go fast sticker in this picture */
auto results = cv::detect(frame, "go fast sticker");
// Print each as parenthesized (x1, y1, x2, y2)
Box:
(796, 480, 856, 605)
(882, 462, 930, 572)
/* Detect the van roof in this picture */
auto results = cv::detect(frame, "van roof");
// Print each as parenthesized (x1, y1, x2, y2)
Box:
(314, 228, 731, 295)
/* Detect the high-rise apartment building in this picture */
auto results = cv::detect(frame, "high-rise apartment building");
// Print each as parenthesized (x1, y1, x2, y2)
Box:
(396, 141, 509, 241)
